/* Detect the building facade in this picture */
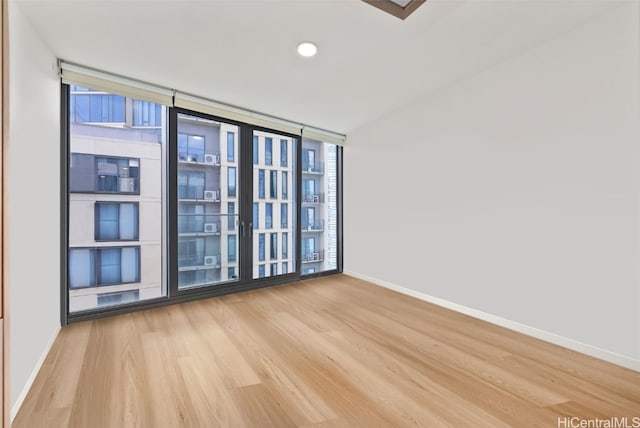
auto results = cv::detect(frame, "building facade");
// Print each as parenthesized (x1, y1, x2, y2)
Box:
(253, 130, 295, 278)
(68, 87, 166, 312)
(176, 113, 239, 288)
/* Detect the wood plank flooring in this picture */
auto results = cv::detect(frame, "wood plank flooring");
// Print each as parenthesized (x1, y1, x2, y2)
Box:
(13, 275, 640, 427)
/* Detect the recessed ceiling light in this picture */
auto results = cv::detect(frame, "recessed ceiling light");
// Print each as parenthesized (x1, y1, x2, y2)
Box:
(297, 42, 318, 58)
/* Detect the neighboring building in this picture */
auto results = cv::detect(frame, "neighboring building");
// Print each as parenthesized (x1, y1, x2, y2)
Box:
(176, 113, 239, 288)
(253, 131, 295, 278)
(301, 138, 338, 274)
(68, 86, 166, 312)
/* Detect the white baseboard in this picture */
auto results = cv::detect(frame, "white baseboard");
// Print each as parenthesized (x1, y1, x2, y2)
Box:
(343, 271, 640, 372)
(11, 326, 61, 421)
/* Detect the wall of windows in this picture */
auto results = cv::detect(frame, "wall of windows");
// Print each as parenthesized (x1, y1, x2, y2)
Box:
(63, 78, 342, 321)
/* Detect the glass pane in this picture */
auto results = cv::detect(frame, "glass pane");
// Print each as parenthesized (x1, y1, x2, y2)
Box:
(253, 131, 295, 279)
(68, 86, 166, 313)
(301, 138, 338, 274)
(177, 113, 239, 290)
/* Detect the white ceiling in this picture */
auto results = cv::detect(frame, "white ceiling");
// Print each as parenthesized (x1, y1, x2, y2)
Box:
(15, 0, 619, 134)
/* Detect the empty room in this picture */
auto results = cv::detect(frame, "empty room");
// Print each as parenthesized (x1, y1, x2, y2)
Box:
(2, 0, 640, 426)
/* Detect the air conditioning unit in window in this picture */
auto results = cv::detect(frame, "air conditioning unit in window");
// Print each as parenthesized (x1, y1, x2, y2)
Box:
(204, 223, 219, 233)
(204, 255, 218, 266)
(204, 153, 219, 165)
(119, 177, 135, 192)
(204, 190, 218, 200)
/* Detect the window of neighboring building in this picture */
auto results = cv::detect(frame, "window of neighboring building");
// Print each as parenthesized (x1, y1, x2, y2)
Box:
(133, 100, 162, 127)
(97, 290, 140, 307)
(302, 237, 315, 259)
(270, 233, 277, 260)
(228, 235, 236, 262)
(258, 169, 265, 199)
(227, 131, 235, 162)
(265, 137, 272, 165)
(68, 246, 140, 288)
(303, 148, 316, 171)
(280, 139, 288, 167)
(258, 264, 265, 278)
(282, 233, 288, 258)
(70, 154, 140, 194)
(178, 171, 206, 199)
(258, 233, 265, 261)
(178, 204, 205, 234)
(253, 135, 259, 164)
(228, 203, 235, 231)
(282, 262, 288, 274)
(178, 133, 205, 163)
(281, 204, 288, 229)
(265, 203, 273, 228)
(70, 87, 125, 123)
(282, 171, 288, 199)
(228, 167, 237, 197)
(270, 170, 277, 199)
(178, 237, 206, 268)
(270, 263, 277, 276)
(253, 203, 259, 229)
(95, 202, 139, 241)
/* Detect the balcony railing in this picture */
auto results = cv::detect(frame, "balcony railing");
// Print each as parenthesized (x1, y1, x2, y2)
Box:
(302, 219, 324, 232)
(178, 188, 221, 202)
(178, 152, 221, 165)
(302, 161, 324, 174)
(178, 254, 221, 270)
(302, 193, 324, 204)
(301, 250, 324, 264)
(178, 213, 238, 235)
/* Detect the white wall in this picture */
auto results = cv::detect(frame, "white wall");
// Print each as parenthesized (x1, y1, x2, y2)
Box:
(345, 3, 640, 362)
(9, 3, 61, 414)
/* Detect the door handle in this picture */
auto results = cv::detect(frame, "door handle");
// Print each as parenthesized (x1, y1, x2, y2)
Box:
(241, 221, 253, 238)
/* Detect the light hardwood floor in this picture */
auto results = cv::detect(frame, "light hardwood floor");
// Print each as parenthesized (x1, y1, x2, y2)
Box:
(13, 275, 640, 427)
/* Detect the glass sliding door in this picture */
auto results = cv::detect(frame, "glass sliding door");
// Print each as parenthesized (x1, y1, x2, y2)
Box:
(176, 113, 239, 289)
(301, 138, 339, 275)
(253, 131, 296, 279)
(67, 85, 167, 312)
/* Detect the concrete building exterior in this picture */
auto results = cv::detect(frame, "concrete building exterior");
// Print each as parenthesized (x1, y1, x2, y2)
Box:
(68, 92, 166, 311)
(176, 113, 239, 288)
(253, 130, 295, 278)
(301, 138, 338, 274)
